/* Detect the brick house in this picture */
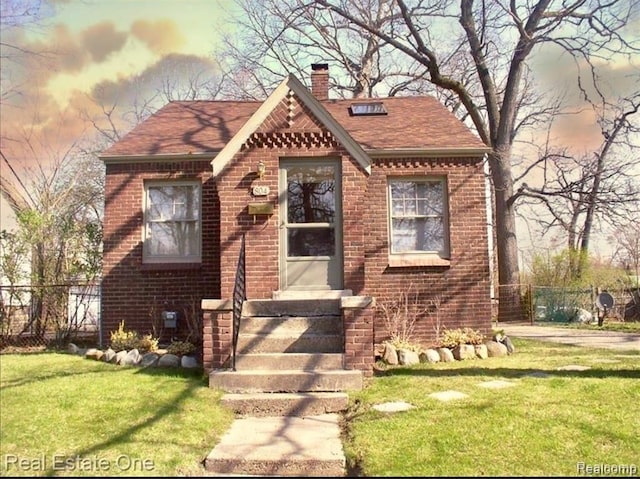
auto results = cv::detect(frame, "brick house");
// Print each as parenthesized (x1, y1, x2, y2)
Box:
(100, 64, 492, 375)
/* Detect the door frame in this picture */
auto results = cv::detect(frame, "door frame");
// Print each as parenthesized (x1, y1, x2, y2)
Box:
(278, 158, 344, 291)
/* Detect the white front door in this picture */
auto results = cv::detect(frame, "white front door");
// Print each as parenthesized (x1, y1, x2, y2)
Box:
(279, 159, 343, 291)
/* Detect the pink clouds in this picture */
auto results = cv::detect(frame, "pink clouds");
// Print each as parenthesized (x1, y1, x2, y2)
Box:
(131, 19, 186, 55)
(81, 21, 128, 62)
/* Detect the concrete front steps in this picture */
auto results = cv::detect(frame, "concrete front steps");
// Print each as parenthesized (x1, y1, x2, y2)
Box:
(205, 298, 361, 476)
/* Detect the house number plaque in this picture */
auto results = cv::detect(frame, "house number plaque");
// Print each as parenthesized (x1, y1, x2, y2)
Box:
(252, 185, 270, 196)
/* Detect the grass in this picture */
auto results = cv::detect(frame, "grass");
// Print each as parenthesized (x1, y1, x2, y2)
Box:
(552, 321, 640, 333)
(341, 339, 640, 476)
(1, 339, 639, 477)
(0, 353, 235, 477)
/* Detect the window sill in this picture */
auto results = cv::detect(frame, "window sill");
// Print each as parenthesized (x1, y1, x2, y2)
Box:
(141, 262, 202, 272)
(388, 254, 450, 268)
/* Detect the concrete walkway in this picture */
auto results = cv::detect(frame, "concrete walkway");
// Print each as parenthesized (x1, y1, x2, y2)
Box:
(204, 414, 345, 476)
(503, 323, 640, 351)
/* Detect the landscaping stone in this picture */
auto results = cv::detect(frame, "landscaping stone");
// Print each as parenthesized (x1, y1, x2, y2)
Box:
(398, 349, 419, 366)
(85, 348, 103, 361)
(372, 401, 415, 413)
(420, 349, 441, 363)
(452, 344, 476, 360)
(67, 343, 79, 354)
(121, 348, 141, 366)
(502, 335, 515, 354)
(158, 353, 181, 368)
(437, 348, 455, 362)
(382, 343, 399, 365)
(102, 348, 116, 363)
(115, 350, 128, 365)
(485, 340, 508, 357)
(181, 355, 199, 368)
(140, 352, 160, 368)
(474, 344, 488, 359)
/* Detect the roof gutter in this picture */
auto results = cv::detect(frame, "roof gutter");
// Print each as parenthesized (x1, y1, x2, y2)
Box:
(366, 147, 491, 159)
(100, 151, 219, 164)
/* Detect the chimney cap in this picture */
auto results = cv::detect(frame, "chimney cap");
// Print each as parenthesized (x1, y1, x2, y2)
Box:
(311, 63, 329, 71)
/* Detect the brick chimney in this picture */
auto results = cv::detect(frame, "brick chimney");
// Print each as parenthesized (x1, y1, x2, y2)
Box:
(311, 63, 329, 100)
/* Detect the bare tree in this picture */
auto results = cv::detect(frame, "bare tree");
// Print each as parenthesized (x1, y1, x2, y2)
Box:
(0, 0, 58, 107)
(315, 0, 638, 320)
(517, 93, 639, 275)
(219, 0, 443, 99)
(0, 135, 104, 344)
(612, 221, 640, 284)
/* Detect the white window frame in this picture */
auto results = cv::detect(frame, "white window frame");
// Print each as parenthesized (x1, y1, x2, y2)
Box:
(143, 180, 202, 264)
(387, 177, 450, 267)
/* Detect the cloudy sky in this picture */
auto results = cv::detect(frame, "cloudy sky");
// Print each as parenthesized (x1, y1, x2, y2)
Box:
(1, 0, 237, 170)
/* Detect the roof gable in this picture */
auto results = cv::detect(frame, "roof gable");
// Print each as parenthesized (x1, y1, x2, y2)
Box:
(211, 74, 371, 176)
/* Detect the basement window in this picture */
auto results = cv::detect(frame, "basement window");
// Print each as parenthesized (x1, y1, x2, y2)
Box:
(348, 102, 387, 116)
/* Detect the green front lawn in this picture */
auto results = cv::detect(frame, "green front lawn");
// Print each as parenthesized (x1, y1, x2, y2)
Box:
(0, 354, 234, 477)
(1, 339, 639, 477)
(342, 339, 640, 476)
(556, 321, 640, 333)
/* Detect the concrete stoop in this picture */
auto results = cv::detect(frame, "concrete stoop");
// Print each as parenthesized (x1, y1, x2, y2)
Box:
(204, 414, 346, 477)
(205, 298, 359, 476)
(209, 369, 363, 393)
(221, 392, 349, 417)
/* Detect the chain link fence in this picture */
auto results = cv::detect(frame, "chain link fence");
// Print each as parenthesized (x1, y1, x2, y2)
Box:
(527, 285, 639, 324)
(0, 283, 100, 351)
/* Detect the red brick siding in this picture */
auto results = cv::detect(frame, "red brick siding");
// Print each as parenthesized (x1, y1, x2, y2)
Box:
(217, 97, 367, 299)
(364, 157, 492, 348)
(343, 307, 375, 376)
(202, 311, 232, 370)
(103, 95, 491, 370)
(102, 160, 219, 348)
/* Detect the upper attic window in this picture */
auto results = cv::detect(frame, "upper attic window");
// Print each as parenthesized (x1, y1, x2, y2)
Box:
(349, 102, 387, 116)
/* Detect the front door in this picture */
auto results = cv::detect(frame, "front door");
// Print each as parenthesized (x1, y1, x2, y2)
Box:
(279, 159, 343, 291)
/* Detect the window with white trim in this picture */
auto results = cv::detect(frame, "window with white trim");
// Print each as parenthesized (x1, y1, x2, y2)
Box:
(143, 181, 201, 263)
(388, 178, 449, 256)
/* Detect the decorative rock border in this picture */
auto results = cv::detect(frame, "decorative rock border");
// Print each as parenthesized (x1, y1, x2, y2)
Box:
(377, 335, 516, 366)
(67, 343, 201, 369)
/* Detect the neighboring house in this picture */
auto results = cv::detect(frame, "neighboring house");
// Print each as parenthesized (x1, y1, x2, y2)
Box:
(100, 64, 492, 373)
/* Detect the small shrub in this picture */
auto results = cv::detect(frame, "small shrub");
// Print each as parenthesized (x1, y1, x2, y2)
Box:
(439, 327, 485, 348)
(385, 338, 422, 352)
(463, 327, 485, 345)
(167, 340, 196, 356)
(440, 328, 468, 348)
(136, 334, 159, 353)
(110, 321, 139, 352)
(376, 283, 428, 346)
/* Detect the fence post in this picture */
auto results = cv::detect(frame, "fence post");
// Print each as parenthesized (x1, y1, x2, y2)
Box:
(528, 284, 534, 325)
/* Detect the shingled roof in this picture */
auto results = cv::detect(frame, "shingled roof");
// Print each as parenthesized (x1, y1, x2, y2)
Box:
(101, 81, 487, 159)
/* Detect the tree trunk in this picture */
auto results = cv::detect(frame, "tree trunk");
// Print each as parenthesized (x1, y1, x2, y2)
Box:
(489, 149, 523, 322)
